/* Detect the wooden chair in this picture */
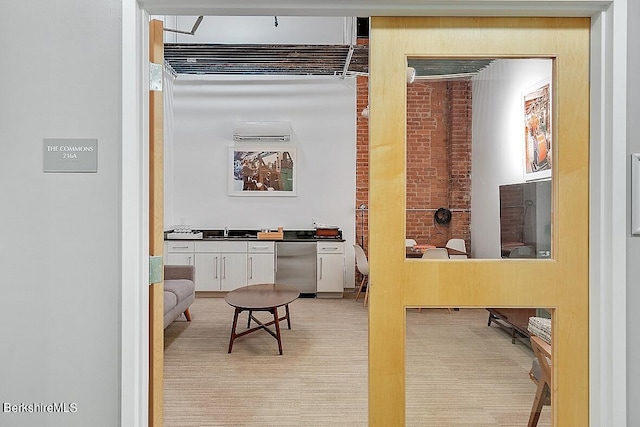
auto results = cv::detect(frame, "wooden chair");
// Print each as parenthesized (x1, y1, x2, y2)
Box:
(353, 245, 370, 306)
(528, 335, 552, 427)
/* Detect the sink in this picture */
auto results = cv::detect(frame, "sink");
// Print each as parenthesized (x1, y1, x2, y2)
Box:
(201, 230, 258, 240)
(203, 236, 255, 240)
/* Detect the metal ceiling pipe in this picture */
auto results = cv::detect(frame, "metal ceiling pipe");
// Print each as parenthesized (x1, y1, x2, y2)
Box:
(164, 16, 204, 35)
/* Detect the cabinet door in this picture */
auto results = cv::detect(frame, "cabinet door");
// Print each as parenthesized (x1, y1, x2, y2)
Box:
(163, 242, 168, 264)
(194, 253, 220, 291)
(247, 253, 275, 285)
(220, 253, 248, 291)
(317, 254, 345, 293)
(317, 242, 345, 294)
(166, 252, 194, 266)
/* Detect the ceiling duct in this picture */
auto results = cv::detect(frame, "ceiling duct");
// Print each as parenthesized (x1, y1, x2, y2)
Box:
(164, 16, 204, 35)
(233, 121, 292, 142)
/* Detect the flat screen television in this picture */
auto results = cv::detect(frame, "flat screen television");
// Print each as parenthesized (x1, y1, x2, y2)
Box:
(499, 180, 551, 258)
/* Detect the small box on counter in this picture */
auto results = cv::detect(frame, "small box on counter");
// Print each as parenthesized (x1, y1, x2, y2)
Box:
(257, 227, 284, 240)
(257, 231, 284, 240)
(315, 228, 340, 237)
(314, 224, 341, 239)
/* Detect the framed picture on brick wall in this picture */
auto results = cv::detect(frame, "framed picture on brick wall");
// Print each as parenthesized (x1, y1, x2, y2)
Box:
(523, 78, 552, 181)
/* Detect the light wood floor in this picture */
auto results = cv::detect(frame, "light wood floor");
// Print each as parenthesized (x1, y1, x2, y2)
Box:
(164, 296, 551, 426)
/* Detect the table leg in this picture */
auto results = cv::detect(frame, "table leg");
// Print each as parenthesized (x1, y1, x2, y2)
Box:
(285, 304, 292, 329)
(272, 307, 283, 355)
(247, 310, 253, 328)
(228, 307, 241, 353)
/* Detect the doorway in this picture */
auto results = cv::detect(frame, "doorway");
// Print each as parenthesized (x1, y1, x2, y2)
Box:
(128, 7, 620, 427)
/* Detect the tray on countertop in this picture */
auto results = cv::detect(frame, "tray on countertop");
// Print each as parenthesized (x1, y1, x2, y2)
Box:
(257, 231, 284, 240)
(167, 232, 203, 239)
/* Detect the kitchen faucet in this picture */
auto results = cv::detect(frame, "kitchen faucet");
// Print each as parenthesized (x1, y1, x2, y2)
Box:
(224, 226, 229, 238)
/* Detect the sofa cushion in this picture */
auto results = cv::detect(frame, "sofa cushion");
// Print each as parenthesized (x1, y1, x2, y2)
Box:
(164, 291, 177, 316)
(164, 279, 195, 303)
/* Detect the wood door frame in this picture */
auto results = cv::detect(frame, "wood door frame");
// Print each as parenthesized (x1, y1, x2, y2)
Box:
(368, 17, 590, 425)
(121, 3, 628, 426)
(148, 19, 165, 427)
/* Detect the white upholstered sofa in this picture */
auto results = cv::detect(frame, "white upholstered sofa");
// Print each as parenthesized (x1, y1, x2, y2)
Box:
(163, 265, 195, 329)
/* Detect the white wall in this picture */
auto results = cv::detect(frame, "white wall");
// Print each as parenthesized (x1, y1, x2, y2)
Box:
(0, 1, 121, 426)
(168, 75, 357, 283)
(471, 59, 552, 258)
(0, 2, 631, 425)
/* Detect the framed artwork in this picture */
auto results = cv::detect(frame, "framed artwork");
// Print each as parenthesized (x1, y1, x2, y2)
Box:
(523, 78, 552, 181)
(229, 147, 296, 196)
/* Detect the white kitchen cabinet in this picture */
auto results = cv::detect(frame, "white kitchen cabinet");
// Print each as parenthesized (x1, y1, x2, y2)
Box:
(165, 238, 344, 295)
(194, 241, 247, 291)
(316, 241, 345, 296)
(219, 253, 248, 291)
(165, 241, 195, 266)
(247, 242, 275, 285)
(167, 252, 194, 266)
(193, 253, 219, 291)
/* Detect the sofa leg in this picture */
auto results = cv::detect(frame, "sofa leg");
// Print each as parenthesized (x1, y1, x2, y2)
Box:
(184, 308, 192, 321)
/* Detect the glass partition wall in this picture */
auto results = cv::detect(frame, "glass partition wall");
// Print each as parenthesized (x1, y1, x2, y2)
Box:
(405, 307, 552, 426)
(405, 58, 553, 260)
(403, 58, 555, 425)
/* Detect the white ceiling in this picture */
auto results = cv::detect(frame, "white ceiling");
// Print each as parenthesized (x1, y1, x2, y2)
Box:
(140, 0, 604, 17)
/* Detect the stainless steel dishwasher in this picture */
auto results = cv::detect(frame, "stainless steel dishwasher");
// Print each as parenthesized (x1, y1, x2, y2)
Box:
(275, 242, 317, 296)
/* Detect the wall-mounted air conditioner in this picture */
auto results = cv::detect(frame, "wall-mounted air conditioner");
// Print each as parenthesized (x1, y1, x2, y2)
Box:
(233, 121, 292, 142)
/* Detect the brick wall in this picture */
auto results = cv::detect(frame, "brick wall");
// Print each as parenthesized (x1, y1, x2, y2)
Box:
(355, 73, 370, 253)
(355, 38, 370, 255)
(499, 184, 525, 245)
(355, 73, 472, 265)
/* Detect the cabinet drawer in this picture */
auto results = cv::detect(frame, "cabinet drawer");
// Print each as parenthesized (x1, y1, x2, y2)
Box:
(195, 240, 247, 253)
(166, 241, 195, 252)
(317, 242, 344, 254)
(248, 242, 275, 253)
(167, 253, 194, 266)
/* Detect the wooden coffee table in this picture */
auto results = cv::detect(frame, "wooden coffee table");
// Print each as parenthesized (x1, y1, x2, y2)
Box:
(225, 283, 300, 355)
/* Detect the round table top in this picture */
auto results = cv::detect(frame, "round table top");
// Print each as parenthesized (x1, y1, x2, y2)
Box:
(224, 284, 300, 309)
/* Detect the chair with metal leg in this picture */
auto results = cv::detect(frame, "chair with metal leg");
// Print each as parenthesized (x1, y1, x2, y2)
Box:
(419, 248, 451, 313)
(353, 244, 370, 306)
(421, 248, 449, 259)
(445, 238, 468, 259)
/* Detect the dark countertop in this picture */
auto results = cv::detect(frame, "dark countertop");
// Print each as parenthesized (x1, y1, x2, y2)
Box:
(165, 228, 344, 242)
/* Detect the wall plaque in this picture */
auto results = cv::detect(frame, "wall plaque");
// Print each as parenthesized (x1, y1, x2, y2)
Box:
(43, 138, 98, 173)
